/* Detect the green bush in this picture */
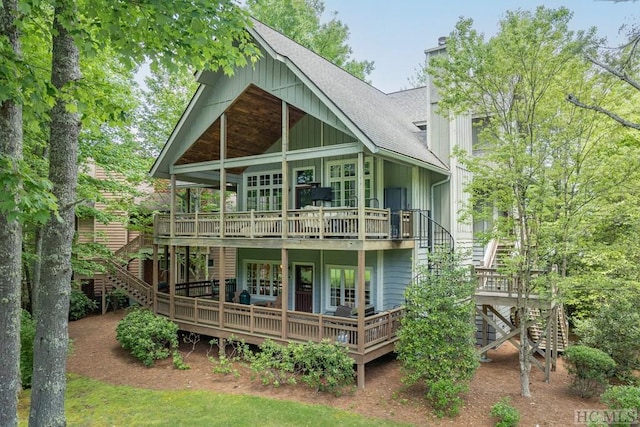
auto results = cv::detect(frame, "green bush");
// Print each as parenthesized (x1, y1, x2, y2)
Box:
(564, 345, 616, 398)
(69, 288, 98, 320)
(20, 310, 35, 389)
(575, 295, 640, 380)
(107, 288, 129, 311)
(396, 251, 478, 417)
(601, 386, 640, 427)
(490, 397, 520, 427)
(115, 308, 185, 368)
(248, 339, 296, 387)
(426, 378, 467, 418)
(293, 340, 355, 395)
(246, 339, 355, 394)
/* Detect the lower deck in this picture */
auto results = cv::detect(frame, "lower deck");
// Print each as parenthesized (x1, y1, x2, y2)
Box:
(154, 293, 404, 387)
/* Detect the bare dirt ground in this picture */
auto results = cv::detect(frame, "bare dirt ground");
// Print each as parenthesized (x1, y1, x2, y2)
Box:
(67, 311, 604, 426)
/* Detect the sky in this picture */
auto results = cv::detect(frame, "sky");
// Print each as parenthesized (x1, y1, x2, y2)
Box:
(321, 0, 639, 93)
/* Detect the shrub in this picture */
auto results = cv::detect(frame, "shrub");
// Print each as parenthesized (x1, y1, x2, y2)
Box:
(575, 295, 640, 380)
(248, 339, 296, 387)
(490, 397, 520, 427)
(426, 378, 467, 418)
(69, 288, 98, 320)
(115, 308, 186, 368)
(245, 339, 355, 394)
(564, 345, 616, 398)
(601, 386, 640, 427)
(292, 340, 355, 395)
(20, 310, 35, 389)
(107, 288, 129, 311)
(395, 251, 478, 417)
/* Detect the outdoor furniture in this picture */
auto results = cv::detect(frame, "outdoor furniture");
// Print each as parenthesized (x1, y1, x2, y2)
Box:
(334, 305, 353, 317)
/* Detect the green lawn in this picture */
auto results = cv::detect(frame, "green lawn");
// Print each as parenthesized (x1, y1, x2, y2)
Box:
(19, 375, 410, 426)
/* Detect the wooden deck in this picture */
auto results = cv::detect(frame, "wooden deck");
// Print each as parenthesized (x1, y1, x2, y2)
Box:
(154, 207, 412, 241)
(154, 292, 403, 367)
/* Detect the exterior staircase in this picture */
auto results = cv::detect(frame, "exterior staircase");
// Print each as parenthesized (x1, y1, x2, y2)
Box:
(478, 239, 569, 353)
(101, 234, 154, 312)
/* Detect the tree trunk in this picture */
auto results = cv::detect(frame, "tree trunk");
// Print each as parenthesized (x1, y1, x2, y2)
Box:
(0, 0, 23, 425)
(518, 306, 532, 397)
(29, 1, 81, 425)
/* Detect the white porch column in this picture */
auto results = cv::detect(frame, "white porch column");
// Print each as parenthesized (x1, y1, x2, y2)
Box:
(219, 113, 227, 238)
(281, 100, 289, 237)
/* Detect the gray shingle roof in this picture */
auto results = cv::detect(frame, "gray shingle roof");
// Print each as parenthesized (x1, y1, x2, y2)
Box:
(249, 19, 448, 173)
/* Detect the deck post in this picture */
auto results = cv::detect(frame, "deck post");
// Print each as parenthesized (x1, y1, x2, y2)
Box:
(481, 304, 489, 361)
(281, 248, 288, 339)
(170, 174, 176, 238)
(169, 245, 176, 319)
(357, 249, 366, 388)
(219, 247, 225, 329)
(281, 100, 289, 238)
(545, 307, 551, 382)
(152, 244, 158, 313)
(357, 152, 365, 240)
(219, 112, 226, 238)
(356, 363, 365, 389)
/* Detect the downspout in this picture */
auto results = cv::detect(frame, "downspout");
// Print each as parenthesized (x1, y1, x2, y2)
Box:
(430, 176, 450, 219)
(429, 176, 450, 252)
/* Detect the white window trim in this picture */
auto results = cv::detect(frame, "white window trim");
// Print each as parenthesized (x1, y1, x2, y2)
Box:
(244, 169, 283, 211)
(324, 264, 372, 310)
(244, 260, 283, 298)
(325, 157, 373, 207)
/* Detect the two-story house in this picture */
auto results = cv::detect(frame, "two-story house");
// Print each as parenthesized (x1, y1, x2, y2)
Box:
(142, 19, 479, 388)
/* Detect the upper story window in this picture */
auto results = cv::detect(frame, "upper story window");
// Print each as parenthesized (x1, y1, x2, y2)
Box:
(246, 171, 282, 211)
(326, 158, 372, 207)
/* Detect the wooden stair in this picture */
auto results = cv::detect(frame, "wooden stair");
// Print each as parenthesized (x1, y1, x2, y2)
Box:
(527, 307, 569, 352)
(101, 234, 154, 311)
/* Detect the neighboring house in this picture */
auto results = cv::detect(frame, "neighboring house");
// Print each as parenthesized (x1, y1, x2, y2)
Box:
(75, 164, 235, 310)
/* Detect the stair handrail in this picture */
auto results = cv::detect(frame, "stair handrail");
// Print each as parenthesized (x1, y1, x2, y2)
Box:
(101, 258, 153, 306)
(413, 209, 454, 253)
(114, 233, 153, 263)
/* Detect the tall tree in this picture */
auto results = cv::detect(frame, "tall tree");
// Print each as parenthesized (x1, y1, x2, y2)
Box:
(429, 7, 603, 397)
(568, 27, 640, 130)
(0, 1, 23, 424)
(0, 1, 260, 424)
(246, 0, 373, 80)
(29, 1, 81, 423)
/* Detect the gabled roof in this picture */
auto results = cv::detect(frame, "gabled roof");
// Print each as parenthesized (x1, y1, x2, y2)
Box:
(249, 19, 448, 173)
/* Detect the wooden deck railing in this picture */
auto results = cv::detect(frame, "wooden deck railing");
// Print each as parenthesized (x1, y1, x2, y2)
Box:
(475, 267, 547, 296)
(155, 292, 403, 354)
(155, 207, 394, 240)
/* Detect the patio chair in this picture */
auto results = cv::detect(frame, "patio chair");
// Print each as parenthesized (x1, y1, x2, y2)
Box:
(334, 305, 353, 317)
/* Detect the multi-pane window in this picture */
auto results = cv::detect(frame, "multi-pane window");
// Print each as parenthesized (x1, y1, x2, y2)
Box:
(326, 159, 372, 207)
(246, 262, 282, 296)
(246, 172, 283, 211)
(328, 266, 371, 308)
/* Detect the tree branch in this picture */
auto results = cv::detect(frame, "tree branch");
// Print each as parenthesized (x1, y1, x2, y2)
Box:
(586, 54, 640, 92)
(566, 94, 640, 130)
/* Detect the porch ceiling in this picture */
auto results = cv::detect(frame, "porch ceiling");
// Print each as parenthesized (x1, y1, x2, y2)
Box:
(175, 84, 306, 174)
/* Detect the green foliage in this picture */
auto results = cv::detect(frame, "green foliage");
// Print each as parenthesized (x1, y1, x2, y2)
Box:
(107, 288, 129, 311)
(115, 308, 185, 368)
(20, 310, 36, 389)
(575, 295, 640, 380)
(564, 345, 616, 398)
(425, 378, 467, 418)
(209, 336, 251, 377)
(246, 0, 373, 80)
(292, 340, 355, 395)
(248, 339, 297, 387)
(490, 397, 521, 427)
(396, 251, 478, 416)
(601, 386, 640, 427)
(244, 339, 355, 394)
(69, 288, 98, 320)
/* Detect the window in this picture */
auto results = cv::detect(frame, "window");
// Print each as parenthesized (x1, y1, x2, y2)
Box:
(246, 262, 282, 297)
(326, 159, 372, 207)
(327, 266, 371, 308)
(246, 171, 283, 211)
